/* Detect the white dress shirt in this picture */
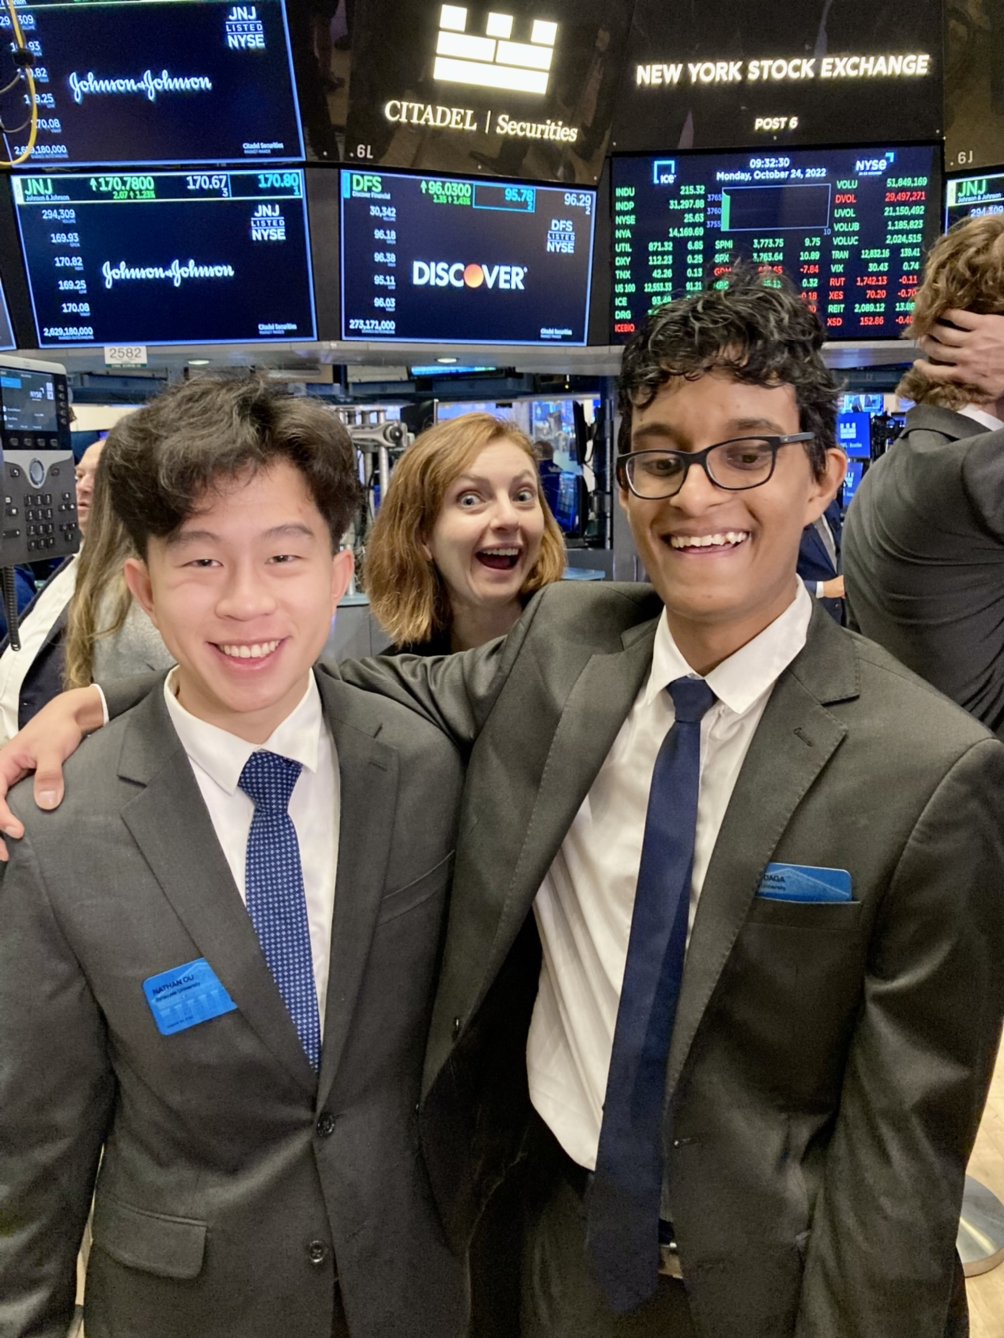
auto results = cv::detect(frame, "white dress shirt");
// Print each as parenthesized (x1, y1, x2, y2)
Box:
(163, 671, 340, 1033)
(0, 554, 79, 743)
(957, 403, 1004, 432)
(527, 583, 814, 1169)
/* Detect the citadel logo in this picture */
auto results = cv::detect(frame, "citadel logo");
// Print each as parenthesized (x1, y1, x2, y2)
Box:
(412, 260, 527, 290)
(434, 4, 557, 96)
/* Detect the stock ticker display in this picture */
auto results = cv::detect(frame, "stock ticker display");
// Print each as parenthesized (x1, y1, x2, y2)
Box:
(339, 170, 595, 345)
(611, 145, 941, 341)
(945, 172, 1004, 230)
(12, 169, 316, 347)
(0, 0, 303, 166)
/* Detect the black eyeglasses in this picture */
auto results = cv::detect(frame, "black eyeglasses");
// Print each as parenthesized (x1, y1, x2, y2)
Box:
(616, 434, 815, 500)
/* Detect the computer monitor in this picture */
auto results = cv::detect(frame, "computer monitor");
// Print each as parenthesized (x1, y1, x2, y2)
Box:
(842, 459, 866, 509)
(944, 170, 1004, 230)
(12, 168, 316, 347)
(837, 411, 872, 460)
(0, 278, 14, 352)
(611, 144, 942, 341)
(340, 170, 595, 345)
(1, 0, 303, 166)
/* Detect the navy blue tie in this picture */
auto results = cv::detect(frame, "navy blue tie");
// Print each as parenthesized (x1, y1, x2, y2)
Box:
(587, 676, 716, 1312)
(239, 750, 321, 1071)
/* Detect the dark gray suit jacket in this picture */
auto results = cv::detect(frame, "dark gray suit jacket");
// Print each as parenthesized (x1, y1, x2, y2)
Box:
(338, 582, 1004, 1338)
(843, 404, 1004, 737)
(0, 672, 468, 1338)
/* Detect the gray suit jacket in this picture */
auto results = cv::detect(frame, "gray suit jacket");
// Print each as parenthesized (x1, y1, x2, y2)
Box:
(0, 672, 468, 1338)
(843, 404, 1004, 737)
(337, 581, 1004, 1338)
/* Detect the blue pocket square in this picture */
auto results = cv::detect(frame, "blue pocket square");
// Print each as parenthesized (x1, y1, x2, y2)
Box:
(756, 863, 853, 903)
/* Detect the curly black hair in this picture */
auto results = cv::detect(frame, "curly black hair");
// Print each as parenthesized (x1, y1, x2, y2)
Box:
(617, 265, 840, 479)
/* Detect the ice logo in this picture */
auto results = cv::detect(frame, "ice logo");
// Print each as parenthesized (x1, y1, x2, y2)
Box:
(434, 5, 557, 96)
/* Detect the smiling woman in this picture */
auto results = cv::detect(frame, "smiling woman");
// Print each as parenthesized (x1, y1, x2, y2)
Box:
(364, 413, 566, 653)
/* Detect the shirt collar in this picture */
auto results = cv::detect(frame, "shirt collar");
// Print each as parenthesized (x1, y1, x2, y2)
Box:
(163, 670, 324, 794)
(643, 581, 813, 717)
(957, 403, 1004, 432)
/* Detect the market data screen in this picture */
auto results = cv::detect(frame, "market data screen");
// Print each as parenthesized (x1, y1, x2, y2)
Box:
(0, 0, 303, 165)
(0, 280, 15, 350)
(945, 172, 1004, 229)
(611, 145, 941, 341)
(12, 169, 316, 347)
(340, 171, 595, 345)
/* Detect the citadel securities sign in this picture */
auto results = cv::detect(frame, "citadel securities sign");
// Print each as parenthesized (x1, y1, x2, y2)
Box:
(343, 0, 637, 185)
(611, 0, 943, 151)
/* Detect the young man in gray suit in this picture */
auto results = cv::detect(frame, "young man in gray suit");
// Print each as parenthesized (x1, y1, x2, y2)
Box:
(0, 378, 468, 1338)
(6, 273, 1004, 1337)
(843, 214, 1004, 737)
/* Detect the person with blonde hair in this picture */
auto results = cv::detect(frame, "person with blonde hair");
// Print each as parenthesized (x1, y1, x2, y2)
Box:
(63, 427, 174, 689)
(364, 413, 565, 653)
(843, 213, 1004, 735)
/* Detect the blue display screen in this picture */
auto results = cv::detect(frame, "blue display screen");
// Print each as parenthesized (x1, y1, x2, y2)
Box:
(13, 168, 316, 346)
(837, 411, 871, 459)
(340, 170, 595, 345)
(842, 459, 866, 507)
(1, 0, 303, 166)
(611, 144, 942, 341)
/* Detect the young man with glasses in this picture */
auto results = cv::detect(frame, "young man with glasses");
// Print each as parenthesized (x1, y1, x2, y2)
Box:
(3, 269, 1003, 1338)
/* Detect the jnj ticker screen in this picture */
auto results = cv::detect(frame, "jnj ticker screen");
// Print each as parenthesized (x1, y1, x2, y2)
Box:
(0, 0, 302, 166)
(340, 170, 595, 345)
(611, 145, 941, 341)
(13, 169, 316, 346)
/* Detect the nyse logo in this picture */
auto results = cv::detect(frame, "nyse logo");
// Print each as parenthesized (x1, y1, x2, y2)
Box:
(412, 260, 527, 290)
(434, 4, 557, 96)
(226, 4, 266, 49)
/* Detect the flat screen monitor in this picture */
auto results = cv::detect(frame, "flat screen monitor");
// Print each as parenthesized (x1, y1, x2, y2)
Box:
(340, 170, 595, 345)
(842, 459, 866, 509)
(0, 279, 15, 351)
(944, 171, 1004, 230)
(1, 0, 303, 166)
(611, 144, 942, 341)
(837, 410, 871, 460)
(12, 168, 316, 347)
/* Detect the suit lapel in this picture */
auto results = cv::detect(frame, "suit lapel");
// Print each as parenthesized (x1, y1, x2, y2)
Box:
(666, 610, 858, 1096)
(484, 619, 661, 991)
(315, 672, 399, 1107)
(118, 690, 318, 1098)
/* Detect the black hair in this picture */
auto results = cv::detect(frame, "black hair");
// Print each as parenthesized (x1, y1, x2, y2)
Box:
(103, 375, 361, 556)
(617, 265, 839, 478)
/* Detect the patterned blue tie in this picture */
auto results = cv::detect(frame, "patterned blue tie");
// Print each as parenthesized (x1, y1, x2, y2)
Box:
(588, 676, 716, 1312)
(238, 750, 321, 1071)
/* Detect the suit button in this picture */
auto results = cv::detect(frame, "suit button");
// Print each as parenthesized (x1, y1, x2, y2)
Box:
(316, 1111, 336, 1137)
(307, 1239, 328, 1266)
(451, 1016, 462, 1040)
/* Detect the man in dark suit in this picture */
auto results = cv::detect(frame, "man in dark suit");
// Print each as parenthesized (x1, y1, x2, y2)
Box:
(797, 495, 844, 623)
(5, 274, 1004, 1337)
(0, 378, 467, 1338)
(844, 214, 1004, 738)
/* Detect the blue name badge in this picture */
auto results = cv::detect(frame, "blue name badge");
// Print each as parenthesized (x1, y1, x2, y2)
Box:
(143, 958, 238, 1036)
(756, 863, 853, 904)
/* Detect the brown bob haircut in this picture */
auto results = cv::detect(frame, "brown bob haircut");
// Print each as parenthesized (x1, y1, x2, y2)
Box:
(364, 413, 565, 647)
(898, 214, 1004, 410)
(102, 374, 361, 558)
